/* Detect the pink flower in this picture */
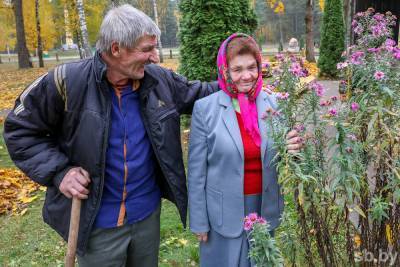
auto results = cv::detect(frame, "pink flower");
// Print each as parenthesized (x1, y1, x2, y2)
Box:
(294, 124, 305, 132)
(385, 39, 396, 47)
(337, 62, 349, 70)
(350, 51, 364, 65)
(320, 100, 332, 107)
(374, 71, 385, 80)
(393, 48, 400, 60)
(289, 62, 303, 77)
(367, 48, 380, 53)
(257, 217, 267, 225)
(328, 108, 338, 117)
(347, 134, 357, 141)
(272, 110, 281, 116)
(309, 81, 325, 97)
(277, 92, 290, 100)
(248, 213, 258, 222)
(262, 62, 270, 69)
(275, 53, 284, 62)
(354, 26, 363, 35)
(351, 102, 360, 112)
(244, 220, 253, 231)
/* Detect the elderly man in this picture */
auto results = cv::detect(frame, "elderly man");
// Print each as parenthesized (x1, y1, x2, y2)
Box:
(4, 4, 217, 266)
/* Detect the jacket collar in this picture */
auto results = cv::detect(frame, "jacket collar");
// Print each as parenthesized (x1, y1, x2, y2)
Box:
(93, 51, 158, 93)
(93, 51, 108, 83)
(219, 90, 271, 162)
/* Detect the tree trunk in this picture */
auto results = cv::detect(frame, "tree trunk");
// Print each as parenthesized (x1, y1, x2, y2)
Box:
(35, 0, 44, 68)
(152, 0, 164, 63)
(75, 30, 83, 59)
(110, 0, 119, 7)
(343, 0, 351, 48)
(75, 0, 92, 58)
(13, 0, 32, 69)
(278, 14, 284, 52)
(305, 0, 316, 62)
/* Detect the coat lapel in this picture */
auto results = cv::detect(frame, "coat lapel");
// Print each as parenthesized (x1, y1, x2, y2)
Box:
(219, 93, 244, 159)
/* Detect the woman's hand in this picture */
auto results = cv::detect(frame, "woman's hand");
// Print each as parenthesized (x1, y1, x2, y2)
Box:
(286, 130, 303, 154)
(195, 232, 208, 242)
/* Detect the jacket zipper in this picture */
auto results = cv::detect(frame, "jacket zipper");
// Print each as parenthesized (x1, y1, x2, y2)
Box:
(140, 95, 178, 204)
(83, 81, 112, 252)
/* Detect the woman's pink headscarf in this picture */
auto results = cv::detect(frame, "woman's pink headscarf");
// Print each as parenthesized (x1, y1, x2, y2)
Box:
(217, 33, 262, 147)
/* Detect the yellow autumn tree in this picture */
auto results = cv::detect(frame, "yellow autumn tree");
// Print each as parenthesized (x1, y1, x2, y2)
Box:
(0, 2, 16, 51)
(85, 0, 108, 45)
(266, 0, 285, 14)
(319, 0, 324, 11)
(23, 0, 58, 51)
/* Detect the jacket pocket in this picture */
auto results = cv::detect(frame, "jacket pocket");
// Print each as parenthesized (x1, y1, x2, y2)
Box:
(206, 186, 223, 227)
(157, 106, 179, 122)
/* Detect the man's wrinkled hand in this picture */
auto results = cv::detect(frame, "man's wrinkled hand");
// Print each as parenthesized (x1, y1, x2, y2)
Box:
(59, 167, 91, 199)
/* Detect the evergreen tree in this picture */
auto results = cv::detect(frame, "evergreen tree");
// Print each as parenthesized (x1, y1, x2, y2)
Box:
(161, 0, 178, 47)
(318, 0, 345, 78)
(179, 0, 257, 81)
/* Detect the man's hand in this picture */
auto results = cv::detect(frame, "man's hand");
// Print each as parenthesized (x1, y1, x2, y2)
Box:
(195, 232, 208, 242)
(59, 167, 91, 199)
(286, 130, 303, 154)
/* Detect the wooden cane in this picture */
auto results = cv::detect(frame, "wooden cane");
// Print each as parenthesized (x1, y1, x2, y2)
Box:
(65, 197, 82, 267)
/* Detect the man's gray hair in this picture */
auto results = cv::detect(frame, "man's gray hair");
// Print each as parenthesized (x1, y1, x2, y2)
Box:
(96, 4, 160, 53)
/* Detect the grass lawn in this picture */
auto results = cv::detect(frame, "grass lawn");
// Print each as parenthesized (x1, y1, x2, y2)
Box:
(0, 194, 198, 267)
(0, 122, 199, 266)
(0, 127, 14, 168)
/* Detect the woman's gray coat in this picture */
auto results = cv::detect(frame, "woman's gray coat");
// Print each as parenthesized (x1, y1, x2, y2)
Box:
(188, 90, 284, 238)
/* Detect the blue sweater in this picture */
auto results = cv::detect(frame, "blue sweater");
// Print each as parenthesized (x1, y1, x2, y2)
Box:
(94, 83, 161, 228)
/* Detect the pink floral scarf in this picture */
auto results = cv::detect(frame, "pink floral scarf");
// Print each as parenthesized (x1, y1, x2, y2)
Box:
(217, 33, 262, 147)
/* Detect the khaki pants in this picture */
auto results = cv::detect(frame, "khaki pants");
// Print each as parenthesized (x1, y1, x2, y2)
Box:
(78, 204, 161, 267)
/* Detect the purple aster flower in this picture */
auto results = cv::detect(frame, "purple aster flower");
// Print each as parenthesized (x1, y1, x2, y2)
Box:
(385, 39, 396, 47)
(373, 13, 384, 22)
(277, 92, 290, 100)
(374, 71, 385, 80)
(257, 217, 267, 225)
(347, 134, 357, 141)
(350, 51, 364, 65)
(351, 102, 360, 112)
(337, 62, 349, 69)
(393, 47, 400, 60)
(294, 124, 305, 132)
(275, 53, 285, 62)
(262, 62, 270, 69)
(354, 26, 363, 35)
(309, 81, 325, 97)
(328, 108, 338, 117)
(367, 48, 380, 53)
(244, 220, 253, 231)
(289, 62, 303, 77)
(320, 100, 332, 107)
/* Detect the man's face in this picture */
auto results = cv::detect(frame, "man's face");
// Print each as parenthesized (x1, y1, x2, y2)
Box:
(112, 35, 159, 80)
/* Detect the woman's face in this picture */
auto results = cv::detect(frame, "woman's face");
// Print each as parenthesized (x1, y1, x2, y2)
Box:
(228, 54, 259, 93)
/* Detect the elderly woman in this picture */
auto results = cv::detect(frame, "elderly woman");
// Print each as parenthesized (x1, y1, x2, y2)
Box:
(188, 33, 302, 266)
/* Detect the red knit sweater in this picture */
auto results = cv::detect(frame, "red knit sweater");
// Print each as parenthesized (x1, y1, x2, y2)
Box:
(235, 112, 263, 195)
